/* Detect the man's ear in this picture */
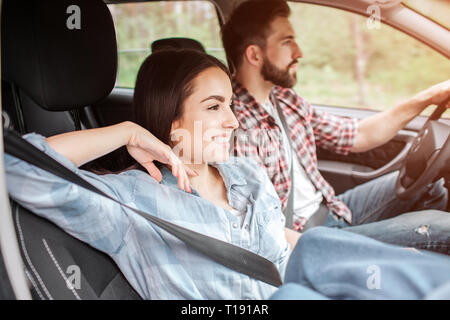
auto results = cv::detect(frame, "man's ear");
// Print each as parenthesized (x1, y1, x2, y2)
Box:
(244, 45, 264, 67)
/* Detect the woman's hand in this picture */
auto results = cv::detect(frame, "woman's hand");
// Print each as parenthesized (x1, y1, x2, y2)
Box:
(126, 124, 198, 192)
(46, 121, 196, 192)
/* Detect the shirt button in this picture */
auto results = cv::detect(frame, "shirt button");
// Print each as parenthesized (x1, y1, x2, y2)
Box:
(244, 224, 249, 230)
(232, 223, 238, 229)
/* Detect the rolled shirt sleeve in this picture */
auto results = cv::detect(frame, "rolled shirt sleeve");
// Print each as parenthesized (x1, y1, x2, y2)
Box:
(310, 108, 359, 155)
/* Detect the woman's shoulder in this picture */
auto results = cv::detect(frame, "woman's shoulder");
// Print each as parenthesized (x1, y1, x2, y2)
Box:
(85, 168, 158, 189)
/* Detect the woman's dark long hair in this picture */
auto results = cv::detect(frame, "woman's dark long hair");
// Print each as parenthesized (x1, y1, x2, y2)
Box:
(82, 49, 231, 173)
(133, 49, 230, 146)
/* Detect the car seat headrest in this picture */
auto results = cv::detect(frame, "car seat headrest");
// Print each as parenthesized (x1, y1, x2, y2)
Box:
(151, 37, 206, 53)
(1, 0, 117, 111)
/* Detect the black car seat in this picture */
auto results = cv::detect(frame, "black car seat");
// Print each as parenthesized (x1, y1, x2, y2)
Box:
(151, 37, 206, 53)
(0, 3, 105, 136)
(1, 0, 141, 299)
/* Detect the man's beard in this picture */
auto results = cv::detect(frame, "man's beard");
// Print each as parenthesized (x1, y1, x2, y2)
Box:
(261, 55, 297, 88)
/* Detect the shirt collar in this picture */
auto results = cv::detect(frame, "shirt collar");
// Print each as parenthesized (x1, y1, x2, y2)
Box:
(232, 79, 272, 123)
(159, 159, 247, 196)
(213, 159, 247, 190)
(233, 79, 308, 120)
(272, 86, 308, 119)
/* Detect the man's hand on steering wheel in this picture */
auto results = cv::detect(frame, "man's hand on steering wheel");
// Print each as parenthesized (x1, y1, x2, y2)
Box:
(413, 79, 450, 109)
(395, 92, 450, 200)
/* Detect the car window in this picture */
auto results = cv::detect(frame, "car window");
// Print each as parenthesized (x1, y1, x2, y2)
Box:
(108, 1, 225, 88)
(288, 2, 450, 118)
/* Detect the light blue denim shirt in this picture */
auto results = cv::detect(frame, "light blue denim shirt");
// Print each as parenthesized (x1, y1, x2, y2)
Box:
(5, 133, 291, 300)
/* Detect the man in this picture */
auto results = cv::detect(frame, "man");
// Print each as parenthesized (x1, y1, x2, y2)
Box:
(222, 0, 450, 234)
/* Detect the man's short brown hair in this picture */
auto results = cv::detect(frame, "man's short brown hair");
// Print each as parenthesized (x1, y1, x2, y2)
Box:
(221, 0, 291, 71)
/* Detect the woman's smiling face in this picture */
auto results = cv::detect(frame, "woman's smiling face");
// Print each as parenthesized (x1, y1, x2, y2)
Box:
(170, 66, 239, 164)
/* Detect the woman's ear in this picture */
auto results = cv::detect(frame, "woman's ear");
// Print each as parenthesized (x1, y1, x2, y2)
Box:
(170, 120, 180, 135)
(244, 45, 263, 67)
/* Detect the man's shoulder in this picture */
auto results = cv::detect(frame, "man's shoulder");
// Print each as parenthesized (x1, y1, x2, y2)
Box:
(231, 83, 264, 129)
(272, 86, 312, 118)
(231, 81, 312, 125)
(232, 102, 261, 130)
(273, 85, 296, 96)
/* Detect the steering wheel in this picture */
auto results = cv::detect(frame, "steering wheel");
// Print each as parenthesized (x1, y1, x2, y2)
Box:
(395, 98, 450, 200)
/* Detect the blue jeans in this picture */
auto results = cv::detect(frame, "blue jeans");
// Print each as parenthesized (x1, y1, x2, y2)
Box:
(271, 227, 450, 300)
(322, 172, 450, 254)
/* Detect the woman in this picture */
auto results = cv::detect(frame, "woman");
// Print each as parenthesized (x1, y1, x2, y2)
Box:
(6, 49, 295, 299)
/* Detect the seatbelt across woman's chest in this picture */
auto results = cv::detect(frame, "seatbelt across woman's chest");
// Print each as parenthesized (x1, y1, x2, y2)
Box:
(3, 129, 283, 288)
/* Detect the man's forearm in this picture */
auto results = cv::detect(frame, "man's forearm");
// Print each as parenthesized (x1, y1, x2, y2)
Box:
(351, 97, 425, 153)
(351, 80, 450, 153)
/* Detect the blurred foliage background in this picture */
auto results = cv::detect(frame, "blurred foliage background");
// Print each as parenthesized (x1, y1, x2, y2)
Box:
(109, 2, 225, 88)
(108, 1, 450, 117)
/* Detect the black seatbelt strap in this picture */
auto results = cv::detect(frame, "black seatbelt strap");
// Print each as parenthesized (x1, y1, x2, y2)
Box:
(271, 94, 331, 231)
(10, 82, 27, 134)
(3, 129, 283, 287)
(271, 93, 295, 229)
(69, 109, 82, 131)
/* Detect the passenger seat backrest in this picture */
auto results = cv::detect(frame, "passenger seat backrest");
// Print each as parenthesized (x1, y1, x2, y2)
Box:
(2, 0, 141, 299)
(12, 203, 141, 300)
(1, 0, 117, 136)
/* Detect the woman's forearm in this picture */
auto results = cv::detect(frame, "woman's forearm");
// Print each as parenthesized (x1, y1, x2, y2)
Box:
(45, 121, 137, 167)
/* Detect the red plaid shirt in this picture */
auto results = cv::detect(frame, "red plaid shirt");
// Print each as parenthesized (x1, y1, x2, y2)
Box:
(232, 81, 359, 230)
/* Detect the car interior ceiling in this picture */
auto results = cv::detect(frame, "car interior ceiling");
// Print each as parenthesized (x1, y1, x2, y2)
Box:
(0, 0, 211, 300)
